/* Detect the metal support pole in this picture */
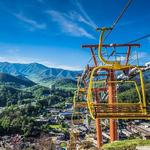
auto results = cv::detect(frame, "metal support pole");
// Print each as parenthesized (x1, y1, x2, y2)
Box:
(108, 70, 118, 142)
(95, 89, 103, 148)
(90, 47, 98, 67)
(125, 46, 131, 65)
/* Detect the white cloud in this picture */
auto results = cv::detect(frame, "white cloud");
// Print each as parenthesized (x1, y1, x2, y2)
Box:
(72, 0, 96, 29)
(14, 13, 47, 30)
(67, 11, 95, 28)
(46, 10, 95, 39)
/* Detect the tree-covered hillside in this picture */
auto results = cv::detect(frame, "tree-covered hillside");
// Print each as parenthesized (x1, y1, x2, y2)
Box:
(0, 72, 74, 107)
(0, 73, 35, 87)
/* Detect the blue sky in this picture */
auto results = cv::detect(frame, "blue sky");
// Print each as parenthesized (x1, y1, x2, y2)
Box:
(0, 0, 149, 70)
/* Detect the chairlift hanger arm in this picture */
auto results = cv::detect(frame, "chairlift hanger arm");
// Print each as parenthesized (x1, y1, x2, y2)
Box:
(98, 27, 135, 65)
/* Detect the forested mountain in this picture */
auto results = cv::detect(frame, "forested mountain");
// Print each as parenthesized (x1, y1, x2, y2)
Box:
(0, 73, 35, 87)
(0, 62, 81, 87)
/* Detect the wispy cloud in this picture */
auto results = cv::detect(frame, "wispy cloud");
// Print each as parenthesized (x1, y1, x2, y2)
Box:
(66, 11, 95, 28)
(14, 13, 47, 30)
(72, 0, 96, 29)
(46, 10, 95, 39)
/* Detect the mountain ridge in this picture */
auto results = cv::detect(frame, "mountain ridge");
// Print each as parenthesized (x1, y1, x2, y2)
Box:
(0, 62, 81, 87)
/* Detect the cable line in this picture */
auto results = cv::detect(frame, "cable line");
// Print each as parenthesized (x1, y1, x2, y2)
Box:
(104, 0, 134, 41)
(85, 0, 134, 66)
(127, 33, 150, 43)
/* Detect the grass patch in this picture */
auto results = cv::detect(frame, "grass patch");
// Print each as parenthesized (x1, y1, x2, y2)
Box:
(102, 139, 150, 150)
(49, 125, 62, 129)
(49, 124, 67, 132)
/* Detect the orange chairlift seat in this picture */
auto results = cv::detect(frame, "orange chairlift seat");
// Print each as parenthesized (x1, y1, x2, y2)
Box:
(86, 27, 150, 120)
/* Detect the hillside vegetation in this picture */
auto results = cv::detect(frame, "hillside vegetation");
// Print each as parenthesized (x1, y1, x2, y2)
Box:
(118, 81, 150, 104)
(0, 71, 74, 138)
(0, 73, 35, 87)
(0, 73, 74, 107)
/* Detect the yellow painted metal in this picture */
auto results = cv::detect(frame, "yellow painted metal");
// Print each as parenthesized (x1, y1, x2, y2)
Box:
(98, 27, 120, 66)
(86, 27, 148, 120)
(87, 66, 147, 119)
(139, 69, 146, 114)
